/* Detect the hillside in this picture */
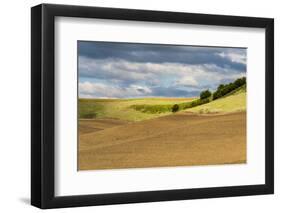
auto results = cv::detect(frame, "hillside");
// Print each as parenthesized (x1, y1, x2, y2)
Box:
(79, 85, 247, 170)
(187, 85, 246, 114)
(79, 97, 195, 122)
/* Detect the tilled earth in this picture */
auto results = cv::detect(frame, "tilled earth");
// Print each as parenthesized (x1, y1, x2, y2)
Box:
(78, 112, 246, 170)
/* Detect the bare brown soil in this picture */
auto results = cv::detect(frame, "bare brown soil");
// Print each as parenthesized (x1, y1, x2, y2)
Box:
(79, 119, 129, 135)
(78, 112, 246, 170)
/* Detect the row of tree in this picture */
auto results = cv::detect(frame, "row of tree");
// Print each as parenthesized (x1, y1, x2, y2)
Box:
(199, 77, 246, 101)
(170, 77, 246, 113)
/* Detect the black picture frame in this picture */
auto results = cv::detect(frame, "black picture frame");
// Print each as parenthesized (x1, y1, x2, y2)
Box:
(31, 3, 274, 209)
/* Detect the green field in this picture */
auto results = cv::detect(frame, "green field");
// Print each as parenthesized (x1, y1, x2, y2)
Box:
(79, 97, 195, 121)
(186, 85, 246, 114)
(79, 85, 246, 122)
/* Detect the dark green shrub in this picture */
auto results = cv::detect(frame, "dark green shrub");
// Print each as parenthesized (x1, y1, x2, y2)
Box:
(172, 104, 179, 112)
(181, 98, 209, 109)
(130, 104, 172, 114)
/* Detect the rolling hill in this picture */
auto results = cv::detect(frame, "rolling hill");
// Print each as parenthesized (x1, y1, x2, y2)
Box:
(78, 85, 247, 170)
(186, 84, 246, 114)
(79, 97, 195, 122)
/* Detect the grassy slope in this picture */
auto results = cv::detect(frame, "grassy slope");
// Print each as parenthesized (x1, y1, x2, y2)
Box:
(186, 85, 246, 114)
(79, 97, 194, 121)
(79, 85, 246, 121)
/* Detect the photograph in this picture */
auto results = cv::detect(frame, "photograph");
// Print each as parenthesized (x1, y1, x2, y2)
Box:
(78, 41, 247, 171)
(30, 3, 274, 209)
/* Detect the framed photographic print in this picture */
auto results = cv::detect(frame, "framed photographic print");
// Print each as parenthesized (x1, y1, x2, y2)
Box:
(31, 4, 274, 209)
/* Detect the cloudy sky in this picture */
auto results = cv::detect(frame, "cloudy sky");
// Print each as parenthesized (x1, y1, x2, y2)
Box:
(78, 41, 246, 98)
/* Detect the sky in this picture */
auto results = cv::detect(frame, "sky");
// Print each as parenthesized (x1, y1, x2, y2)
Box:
(78, 41, 246, 98)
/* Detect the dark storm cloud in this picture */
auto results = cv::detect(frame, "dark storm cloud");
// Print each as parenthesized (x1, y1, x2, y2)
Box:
(78, 41, 246, 71)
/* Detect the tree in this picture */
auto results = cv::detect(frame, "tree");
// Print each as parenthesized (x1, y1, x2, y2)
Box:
(217, 84, 225, 91)
(213, 90, 220, 100)
(200, 90, 212, 100)
(234, 77, 246, 87)
(171, 104, 179, 112)
(213, 77, 246, 100)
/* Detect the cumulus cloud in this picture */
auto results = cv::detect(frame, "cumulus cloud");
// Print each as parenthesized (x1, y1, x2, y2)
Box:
(78, 41, 246, 98)
(78, 41, 246, 71)
(176, 76, 199, 87)
(79, 81, 152, 98)
(79, 57, 155, 83)
(80, 57, 244, 86)
(217, 51, 246, 65)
